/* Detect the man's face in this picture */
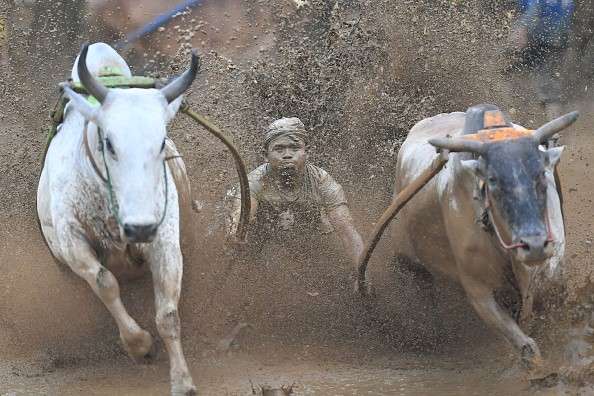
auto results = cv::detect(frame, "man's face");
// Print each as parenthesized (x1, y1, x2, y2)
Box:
(266, 135, 307, 175)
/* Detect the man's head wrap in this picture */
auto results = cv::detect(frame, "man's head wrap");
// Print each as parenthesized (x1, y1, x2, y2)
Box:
(264, 117, 308, 149)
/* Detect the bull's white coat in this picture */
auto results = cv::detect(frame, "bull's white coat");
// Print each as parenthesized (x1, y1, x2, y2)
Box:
(37, 43, 197, 395)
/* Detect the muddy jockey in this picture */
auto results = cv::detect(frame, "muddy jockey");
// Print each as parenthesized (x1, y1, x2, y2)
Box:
(227, 117, 364, 272)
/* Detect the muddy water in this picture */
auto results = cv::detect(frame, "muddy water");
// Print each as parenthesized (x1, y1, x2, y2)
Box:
(298, 370, 541, 396)
(0, 362, 562, 396)
(3, 1, 594, 395)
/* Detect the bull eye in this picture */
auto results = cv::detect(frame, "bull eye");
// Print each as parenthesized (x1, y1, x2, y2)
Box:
(105, 138, 116, 157)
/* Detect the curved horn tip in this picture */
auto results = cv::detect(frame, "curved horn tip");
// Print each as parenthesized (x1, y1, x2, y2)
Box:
(428, 137, 445, 147)
(160, 50, 200, 103)
(428, 138, 446, 153)
(77, 41, 91, 67)
(554, 110, 579, 126)
(80, 40, 91, 54)
(566, 110, 579, 122)
(77, 40, 109, 103)
(189, 50, 200, 73)
(531, 109, 580, 144)
(428, 136, 483, 154)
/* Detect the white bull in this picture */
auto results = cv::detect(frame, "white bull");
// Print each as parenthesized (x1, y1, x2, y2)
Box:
(391, 104, 577, 370)
(37, 42, 198, 395)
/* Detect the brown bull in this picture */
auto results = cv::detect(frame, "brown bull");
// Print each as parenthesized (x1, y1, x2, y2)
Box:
(389, 104, 577, 370)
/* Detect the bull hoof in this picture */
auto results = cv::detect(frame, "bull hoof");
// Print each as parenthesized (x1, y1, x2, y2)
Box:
(121, 330, 156, 365)
(171, 386, 198, 396)
(520, 342, 542, 372)
(171, 375, 198, 396)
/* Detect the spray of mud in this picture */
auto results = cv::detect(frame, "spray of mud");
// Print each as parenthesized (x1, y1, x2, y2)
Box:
(1, 0, 594, 393)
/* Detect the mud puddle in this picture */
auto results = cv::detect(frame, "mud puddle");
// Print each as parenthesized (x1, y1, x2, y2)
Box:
(0, 354, 579, 396)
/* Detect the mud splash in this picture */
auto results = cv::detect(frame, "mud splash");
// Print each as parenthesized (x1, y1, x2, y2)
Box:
(2, 0, 594, 394)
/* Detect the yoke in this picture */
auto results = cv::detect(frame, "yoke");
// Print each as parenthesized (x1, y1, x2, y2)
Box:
(42, 68, 252, 242)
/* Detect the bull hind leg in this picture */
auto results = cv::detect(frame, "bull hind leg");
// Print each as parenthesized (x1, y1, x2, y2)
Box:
(460, 274, 542, 371)
(67, 244, 155, 363)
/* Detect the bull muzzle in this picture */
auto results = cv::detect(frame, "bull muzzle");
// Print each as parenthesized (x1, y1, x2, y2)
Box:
(514, 234, 554, 264)
(123, 222, 158, 243)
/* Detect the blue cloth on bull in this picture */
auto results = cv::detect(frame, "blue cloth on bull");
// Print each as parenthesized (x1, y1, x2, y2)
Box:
(516, 0, 574, 49)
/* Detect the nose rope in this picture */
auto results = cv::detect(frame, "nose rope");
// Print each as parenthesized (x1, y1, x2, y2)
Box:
(483, 184, 554, 250)
(545, 206, 555, 243)
(98, 128, 169, 230)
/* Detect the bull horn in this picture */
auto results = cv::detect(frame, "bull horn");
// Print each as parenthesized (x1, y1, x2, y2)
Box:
(160, 51, 200, 103)
(77, 41, 109, 103)
(532, 110, 579, 144)
(428, 136, 484, 154)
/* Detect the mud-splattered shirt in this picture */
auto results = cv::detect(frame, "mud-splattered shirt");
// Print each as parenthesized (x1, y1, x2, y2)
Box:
(228, 163, 348, 235)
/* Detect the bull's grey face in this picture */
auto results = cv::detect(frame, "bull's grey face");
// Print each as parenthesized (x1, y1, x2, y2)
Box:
(67, 88, 183, 243)
(462, 139, 564, 263)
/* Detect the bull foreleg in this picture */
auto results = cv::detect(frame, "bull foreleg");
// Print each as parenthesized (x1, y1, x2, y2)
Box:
(149, 246, 196, 396)
(460, 274, 542, 371)
(67, 244, 155, 363)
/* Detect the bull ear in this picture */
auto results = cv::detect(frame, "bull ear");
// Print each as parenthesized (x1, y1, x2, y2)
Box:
(545, 146, 565, 169)
(461, 159, 483, 178)
(64, 86, 100, 124)
(165, 95, 183, 121)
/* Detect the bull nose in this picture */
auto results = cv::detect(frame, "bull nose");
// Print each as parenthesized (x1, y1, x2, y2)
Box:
(516, 235, 553, 262)
(123, 223, 158, 243)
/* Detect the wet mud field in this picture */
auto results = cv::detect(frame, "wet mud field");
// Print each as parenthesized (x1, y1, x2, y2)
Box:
(1, 0, 594, 395)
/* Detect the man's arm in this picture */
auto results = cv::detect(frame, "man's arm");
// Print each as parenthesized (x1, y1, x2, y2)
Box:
(327, 204, 364, 272)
